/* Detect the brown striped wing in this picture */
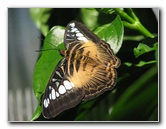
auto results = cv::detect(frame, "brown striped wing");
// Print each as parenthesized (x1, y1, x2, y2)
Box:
(64, 21, 121, 100)
(65, 40, 120, 101)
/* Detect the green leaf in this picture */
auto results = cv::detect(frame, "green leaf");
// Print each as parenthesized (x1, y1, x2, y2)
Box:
(80, 8, 99, 30)
(29, 8, 53, 36)
(33, 26, 65, 102)
(133, 43, 158, 58)
(135, 60, 156, 67)
(96, 8, 115, 14)
(94, 15, 124, 54)
(30, 104, 42, 121)
(123, 62, 133, 67)
(108, 66, 158, 121)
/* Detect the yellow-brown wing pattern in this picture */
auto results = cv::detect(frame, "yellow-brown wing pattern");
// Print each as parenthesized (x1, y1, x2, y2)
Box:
(42, 20, 121, 119)
(66, 40, 120, 100)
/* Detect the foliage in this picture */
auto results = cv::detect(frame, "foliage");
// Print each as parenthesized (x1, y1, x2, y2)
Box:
(30, 8, 158, 121)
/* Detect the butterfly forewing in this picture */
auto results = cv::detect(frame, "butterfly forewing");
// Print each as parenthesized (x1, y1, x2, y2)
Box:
(42, 20, 121, 119)
(64, 20, 100, 49)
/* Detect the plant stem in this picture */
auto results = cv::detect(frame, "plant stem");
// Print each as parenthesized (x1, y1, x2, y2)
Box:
(114, 8, 154, 38)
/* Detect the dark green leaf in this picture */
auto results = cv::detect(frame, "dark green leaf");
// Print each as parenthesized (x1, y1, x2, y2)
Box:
(94, 15, 124, 54)
(155, 44, 158, 66)
(108, 66, 158, 121)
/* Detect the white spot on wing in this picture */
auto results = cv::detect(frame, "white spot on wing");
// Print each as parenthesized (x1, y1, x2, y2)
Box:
(69, 23, 75, 27)
(66, 34, 70, 37)
(56, 92, 60, 97)
(76, 33, 84, 37)
(44, 99, 48, 108)
(52, 78, 56, 82)
(63, 80, 73, 90)
(71, 28, 78, 32)
(56, 71, 62, 78)
(55, 81, 59, 87)
(51, 88, 56, 100)
(58, 85, 66, 94)
(44, 98, 50, 108)
(47, 98, 50, 104)
(49, 93, 52, 100)
(77, 37, 88, 42)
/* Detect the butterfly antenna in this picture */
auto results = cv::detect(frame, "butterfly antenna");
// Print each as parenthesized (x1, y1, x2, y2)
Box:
(37, 36, 44, 41)
(35, 48, 60, 52)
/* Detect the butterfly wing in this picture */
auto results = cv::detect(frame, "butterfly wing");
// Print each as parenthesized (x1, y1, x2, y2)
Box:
(64, 20, 100, 49)
(42, 58, 85, 119)
(64, 21, 121, 100)
(81, 40, 120, 100)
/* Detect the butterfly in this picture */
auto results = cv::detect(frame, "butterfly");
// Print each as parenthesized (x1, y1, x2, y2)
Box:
(42, 20, 121, 119)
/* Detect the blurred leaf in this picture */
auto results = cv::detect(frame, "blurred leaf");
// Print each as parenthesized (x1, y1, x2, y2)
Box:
(108, 66, 158, 121)
(124, 60, 156, 67)
(148, 107, 158, 121)
(33, 26, 65, 102)
(133, 43, 158, 58)
(75, 91, 116, 121)
(155, 44, 158, 66)
(80, 8, 99, 30)
(94, 15, 124, 54)
(96, 8, 115, 14)
(123, 35, 145, 41)
(29, 8, 53, 36)
(123, 62, 133, 67)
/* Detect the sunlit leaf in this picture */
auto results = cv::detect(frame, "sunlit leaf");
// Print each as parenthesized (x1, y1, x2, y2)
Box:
(94, 15, 124, 54)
